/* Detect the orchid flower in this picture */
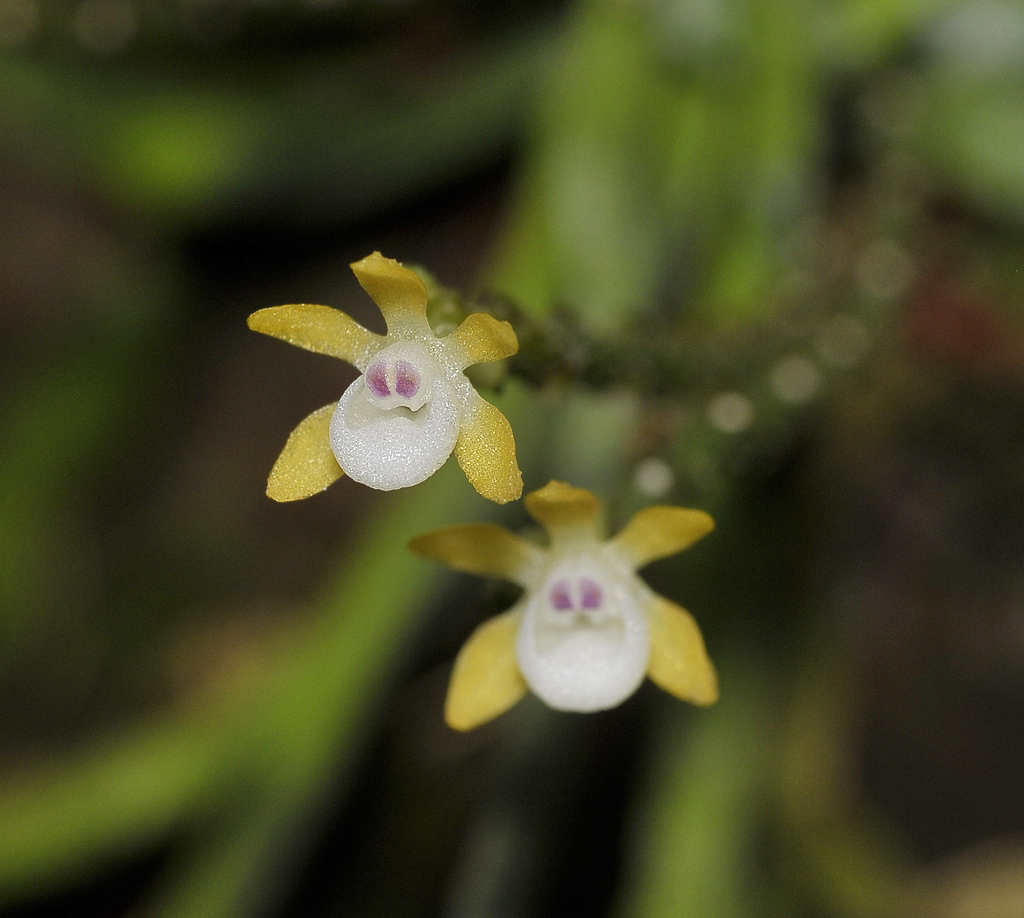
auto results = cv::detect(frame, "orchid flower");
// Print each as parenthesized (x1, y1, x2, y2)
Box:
(410, 481, 719, 730)
(248, 252, 522, 503)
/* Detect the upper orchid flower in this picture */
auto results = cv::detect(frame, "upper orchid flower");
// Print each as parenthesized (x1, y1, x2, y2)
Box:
(248, 252, 523, 504)
(410, 481, 719, 730)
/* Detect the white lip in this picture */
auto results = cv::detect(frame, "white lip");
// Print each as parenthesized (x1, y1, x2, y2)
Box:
(329, 342, 460, 490)
(516, 556, 651, 712)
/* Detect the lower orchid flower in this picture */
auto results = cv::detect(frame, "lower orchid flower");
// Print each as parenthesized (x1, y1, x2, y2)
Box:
(410, 481, 719, 730)
(248, 252, 522, 504)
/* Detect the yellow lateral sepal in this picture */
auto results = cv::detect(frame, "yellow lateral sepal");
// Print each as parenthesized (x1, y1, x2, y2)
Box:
(453, 395, 523, 504)
(646, 595, 718, 706)
(445, 610, 528, 731)
(266, 403, 343, 502)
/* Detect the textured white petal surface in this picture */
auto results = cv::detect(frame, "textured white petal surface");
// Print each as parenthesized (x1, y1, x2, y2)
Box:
(329, 342, 459, 490)
(516, 555, 650, 712)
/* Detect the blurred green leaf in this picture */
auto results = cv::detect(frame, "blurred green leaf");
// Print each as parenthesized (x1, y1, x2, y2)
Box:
(917, 78, 1024, 221)
(618, 655, 779, 918)
(0, 27, 551, 226)
(0, 385, 539, 915)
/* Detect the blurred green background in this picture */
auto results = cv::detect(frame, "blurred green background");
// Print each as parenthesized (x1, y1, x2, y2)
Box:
(3, 0, 1024, 916)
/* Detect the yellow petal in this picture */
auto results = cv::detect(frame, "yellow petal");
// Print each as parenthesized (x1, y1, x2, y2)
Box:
(453, 395, 522, 504)
(445, 610, 528, 731)
(446, 312, 519, 367)
(613, 506, 714, 569)
(409, 523, 541, 584)
(350, 252, 430, 335)
(248, 304, 383, 369)
(524, 481, 601, 540)
(266, 403, 343, 502)
(646, 595, 718, 706)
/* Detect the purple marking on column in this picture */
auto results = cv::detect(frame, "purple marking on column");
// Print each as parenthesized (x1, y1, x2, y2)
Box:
(366, 361, 390, 398)
(395, 360, 421, 399)
(550, 579, 573, 611)
(580, 578, 603, 609)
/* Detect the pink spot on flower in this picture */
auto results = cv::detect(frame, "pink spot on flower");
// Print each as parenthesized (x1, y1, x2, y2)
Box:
(550, 579, 573, 611)
(395, 360, 421, 399)
(366, 361, 390, 398)
(580, 578, 603, 609)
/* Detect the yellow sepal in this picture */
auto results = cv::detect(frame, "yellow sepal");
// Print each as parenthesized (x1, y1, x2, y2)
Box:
(408, 524, 541, 583)
(349, 252, 430, 334)
(247, 303, 382, 369)
(646, 595, 718, 706)
(613, 506, 714, 569)
(266, 403, 343, 501)
(453, 395, 523, 504)
(446, 312, 519, 367)
(524, 481, 601, 540)
(445, 610, 528, 731)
